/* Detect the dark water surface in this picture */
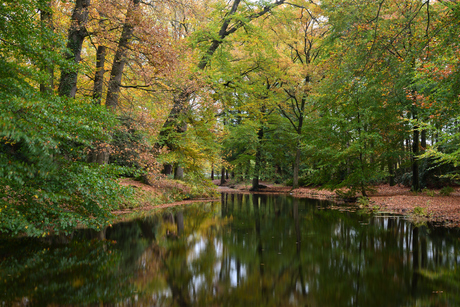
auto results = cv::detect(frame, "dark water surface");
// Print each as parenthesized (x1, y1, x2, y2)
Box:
(1, 193, 460, 306)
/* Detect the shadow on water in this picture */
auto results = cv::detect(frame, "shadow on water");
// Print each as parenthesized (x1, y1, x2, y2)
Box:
(1, 193, 460, 306)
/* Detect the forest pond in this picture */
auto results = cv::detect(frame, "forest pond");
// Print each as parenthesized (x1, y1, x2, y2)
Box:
(1, 193, 460, 306)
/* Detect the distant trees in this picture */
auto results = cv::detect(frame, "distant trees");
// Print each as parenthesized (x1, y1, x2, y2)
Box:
(217, 0, 460, 194)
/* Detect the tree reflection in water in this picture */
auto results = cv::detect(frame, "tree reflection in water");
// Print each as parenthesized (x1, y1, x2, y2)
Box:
(1, 193, 460, 306)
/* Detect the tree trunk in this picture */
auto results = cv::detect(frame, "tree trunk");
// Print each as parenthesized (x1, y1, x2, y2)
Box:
(211, 165, 214, 180)
(412, 109, 420, 192)
(93, 45, 106, 104)
(220, 167, 226, 185)
(58, 0, 90, 98)
(86, 45, 109, 164)
(105, 0, 141, 110)
(293, 147, 301, 188)
(163, 164, 173, 176)
(251, 125, 264, 191)
(174, 165, 184, 180)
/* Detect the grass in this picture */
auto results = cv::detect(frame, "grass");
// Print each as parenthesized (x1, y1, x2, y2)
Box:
(422, 188, 436, 197)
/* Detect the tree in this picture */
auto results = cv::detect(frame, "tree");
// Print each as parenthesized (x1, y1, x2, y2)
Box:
(302, 0, 441, 194)
(269, 1, 326, 188)
(157, 0, 287, 178)
(0, 0, 130, 236)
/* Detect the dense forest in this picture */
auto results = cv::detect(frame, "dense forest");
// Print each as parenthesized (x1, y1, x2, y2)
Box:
(1, 0, 460, 236)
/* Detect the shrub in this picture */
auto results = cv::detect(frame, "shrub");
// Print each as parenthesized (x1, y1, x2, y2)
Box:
(357, 196, 370, 207)
(413, 206, 428, 216)
(440, 186, 455, 196)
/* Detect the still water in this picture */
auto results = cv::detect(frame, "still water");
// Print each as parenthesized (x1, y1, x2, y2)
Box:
(1, 193, 460, 306)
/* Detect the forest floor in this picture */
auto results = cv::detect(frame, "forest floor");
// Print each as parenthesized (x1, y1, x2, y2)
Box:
(114, 178, 219, 215)
(117, 178, 460, 227)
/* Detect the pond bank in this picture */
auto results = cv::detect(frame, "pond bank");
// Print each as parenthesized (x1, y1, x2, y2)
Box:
(220, 181, 460, 227)
(118, 178, 460, 227)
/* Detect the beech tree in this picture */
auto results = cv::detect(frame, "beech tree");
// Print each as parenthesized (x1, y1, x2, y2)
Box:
(157, 0, 286, 177)
(270, 1, 326, 188)
(0, 0, 128, 236)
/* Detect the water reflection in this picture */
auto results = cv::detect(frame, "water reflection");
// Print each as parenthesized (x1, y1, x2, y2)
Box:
(1, 194, 460, 306)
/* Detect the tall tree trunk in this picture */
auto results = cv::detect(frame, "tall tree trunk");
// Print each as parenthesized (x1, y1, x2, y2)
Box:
(412, 109, 420, 192)
(105, 0, 141, 110)
(293, 107, 305, 188)
(280, 90, 307, 189)
(93, 45, 106, 104)
(39, 1, 54, 94)
(211, 164, 214, 180)
(58, 0, 90, 98)
(87, 45, 108, 164)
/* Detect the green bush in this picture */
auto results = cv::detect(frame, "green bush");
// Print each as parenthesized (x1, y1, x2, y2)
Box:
(357, 196, 370, 207)
(413, 206, 428, 216)
(440, 186, 455, 196)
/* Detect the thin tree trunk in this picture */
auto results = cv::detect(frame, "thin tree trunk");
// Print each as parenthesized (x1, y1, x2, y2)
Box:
(211, 164, 214, 180)
(58, 0, 90, 98)
(87, 46, 108, 164)
(412, 109, 420, 192)
(293, 147, 301, 188)
(105, 0, 141, 110)
(251, 125, 264, 191)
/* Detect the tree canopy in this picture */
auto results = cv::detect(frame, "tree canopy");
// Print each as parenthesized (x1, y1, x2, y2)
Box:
(1, 0, 460, 236)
